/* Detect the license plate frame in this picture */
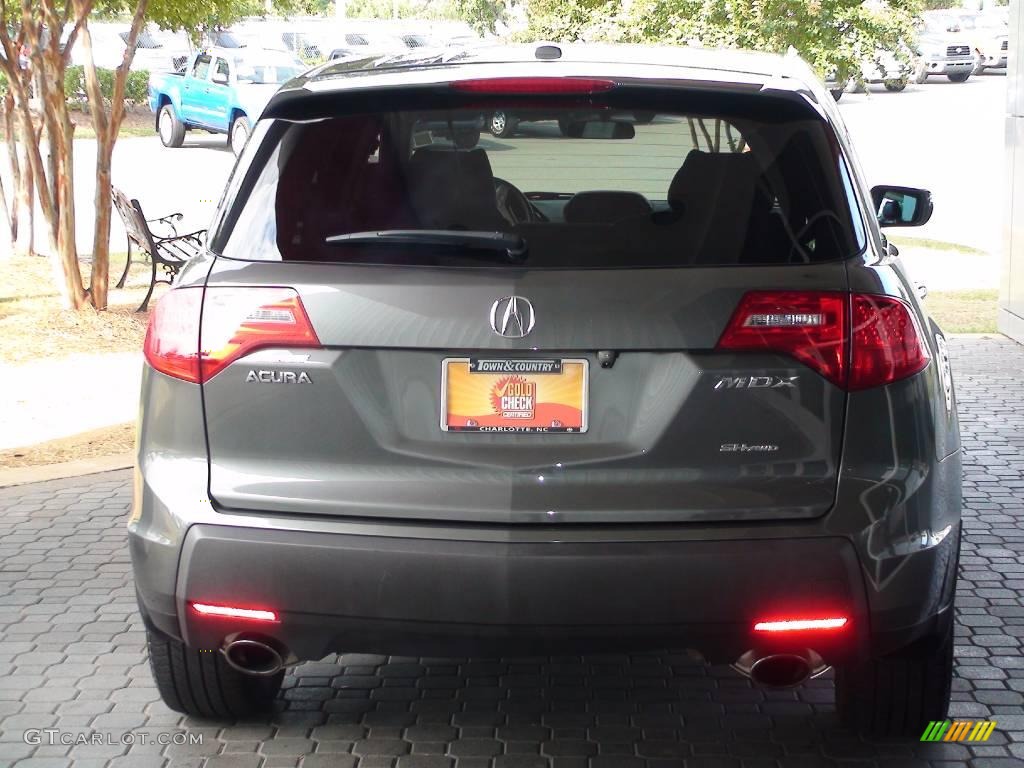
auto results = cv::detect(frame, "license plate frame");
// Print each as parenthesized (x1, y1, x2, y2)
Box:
(440, 357, 589, 434)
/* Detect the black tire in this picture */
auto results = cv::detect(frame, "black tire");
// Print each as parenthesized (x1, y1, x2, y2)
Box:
(835, 616, 953, 738)
(158, 104, 185, 148)
(488, 110, 516, 138)
(146, 627, 283, 719)
(829, 89, 844, 102)
(884, 79, 907, 92)
(947, 71, 971, 83)
(230, 115, 250, 157)
(633, 110, 656, 124)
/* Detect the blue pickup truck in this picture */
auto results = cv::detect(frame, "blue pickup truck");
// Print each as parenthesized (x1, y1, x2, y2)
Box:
(149, 47, 305, 156)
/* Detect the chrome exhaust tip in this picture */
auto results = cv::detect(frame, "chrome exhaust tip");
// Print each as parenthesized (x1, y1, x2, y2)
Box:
(733, 648, 829, 688)
(221, 637, 285, 677)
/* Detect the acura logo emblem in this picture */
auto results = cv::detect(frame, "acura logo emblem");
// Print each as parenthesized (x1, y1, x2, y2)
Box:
(489, 296, 536, 338)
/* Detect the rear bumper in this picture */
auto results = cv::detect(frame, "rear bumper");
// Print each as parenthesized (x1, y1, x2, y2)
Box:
(132, 515, 955, 665)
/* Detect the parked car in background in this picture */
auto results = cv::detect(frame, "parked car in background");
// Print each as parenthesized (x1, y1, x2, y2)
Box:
(149, 47, 305, 155)
(953, 13, 1010, 74)
(916, 12, 977, 83)
(68, 23, 190, 73)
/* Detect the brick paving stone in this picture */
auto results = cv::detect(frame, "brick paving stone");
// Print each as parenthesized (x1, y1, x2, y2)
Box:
(1, 337, 1024, 768)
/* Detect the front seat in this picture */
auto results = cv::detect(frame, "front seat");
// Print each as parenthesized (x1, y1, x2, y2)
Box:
(666, 150, 763, 264)
(407, 147, 506, 231)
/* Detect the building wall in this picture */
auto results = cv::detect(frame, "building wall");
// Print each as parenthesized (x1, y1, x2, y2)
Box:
(1002, 0, 1024, 341)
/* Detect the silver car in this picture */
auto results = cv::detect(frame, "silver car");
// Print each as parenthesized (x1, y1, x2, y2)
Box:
(130, 43, 961, 737)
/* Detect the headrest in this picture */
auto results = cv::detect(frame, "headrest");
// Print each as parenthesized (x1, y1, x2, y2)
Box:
(667, 150, 762, 211)
(563, 191, 653, 224)
(408, 147, 502, 230)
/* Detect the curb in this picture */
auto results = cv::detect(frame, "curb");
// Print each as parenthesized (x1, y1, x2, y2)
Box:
(0, 452, 134, 488)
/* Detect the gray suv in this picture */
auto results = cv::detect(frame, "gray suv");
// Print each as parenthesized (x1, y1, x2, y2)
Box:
(130, 44, 961, 737)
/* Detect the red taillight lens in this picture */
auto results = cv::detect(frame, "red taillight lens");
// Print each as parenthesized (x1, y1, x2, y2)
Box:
(200, 288, 320, 382)
(143, 287, 320, 384)
(450, 77, 616, 95)
(717, 291, 848, 387)
(143, 287, 203, 383)
(717, 291, 930, 391)
(753, 617, 849, 633)
(190, 602, 279, 622)
(848, 294, 930, 391)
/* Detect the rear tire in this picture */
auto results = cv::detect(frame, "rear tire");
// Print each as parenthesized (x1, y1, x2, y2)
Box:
(829, 89, 844, 102)
(158, 104, 185, 148)
(884, 78, 907, 92)
(146, 626, 283, 719)
(835, 617, 954, 738)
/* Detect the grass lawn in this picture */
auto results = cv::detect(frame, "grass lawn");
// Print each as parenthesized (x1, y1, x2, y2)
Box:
(0, 253, 152, 365)
(925, 289, 999, 334)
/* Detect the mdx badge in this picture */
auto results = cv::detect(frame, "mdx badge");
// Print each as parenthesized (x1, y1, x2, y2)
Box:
(246, 370, 312, 384)
(714, 375, 798, 390)
(489, 296, 536, 339)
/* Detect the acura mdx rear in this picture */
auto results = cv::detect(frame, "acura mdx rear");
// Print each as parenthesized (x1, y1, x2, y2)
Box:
(129, 44, 961, 737)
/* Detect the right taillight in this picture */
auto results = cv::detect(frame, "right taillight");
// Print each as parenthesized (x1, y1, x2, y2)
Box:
(848, 293, 930, 390)
(143, 287, 320, 384)
(717, 291, 929, 390)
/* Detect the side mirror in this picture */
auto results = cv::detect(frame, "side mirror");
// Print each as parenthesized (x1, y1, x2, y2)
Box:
(871, 185, 933, 227)
(212, 72, 229, 85)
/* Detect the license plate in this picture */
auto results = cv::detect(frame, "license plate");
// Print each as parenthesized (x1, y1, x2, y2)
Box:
(441, 358, 589, 433)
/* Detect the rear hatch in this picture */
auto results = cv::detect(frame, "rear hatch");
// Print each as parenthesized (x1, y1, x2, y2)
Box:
(199, 75, 863, 524)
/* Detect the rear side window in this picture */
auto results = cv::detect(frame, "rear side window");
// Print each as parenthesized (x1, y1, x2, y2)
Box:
(191, 55, 211, 79)
(215, 99, 864, 268)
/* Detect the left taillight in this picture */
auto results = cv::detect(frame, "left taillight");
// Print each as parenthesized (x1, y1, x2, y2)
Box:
(143, 287, 320, 383)
(143, 287, 204, 383)
(717, 290, 930, 391)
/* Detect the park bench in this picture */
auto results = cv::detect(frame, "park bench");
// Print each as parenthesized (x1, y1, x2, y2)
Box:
(111, 186, 206, 311)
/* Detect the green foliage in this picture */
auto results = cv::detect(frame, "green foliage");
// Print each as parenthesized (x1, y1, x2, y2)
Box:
(63, 64, 149, 108)
(523, 0, 923, 83)
(451, 0, 506, 34)
(345, 0, 464, 22)
(125, 70, 149, 103)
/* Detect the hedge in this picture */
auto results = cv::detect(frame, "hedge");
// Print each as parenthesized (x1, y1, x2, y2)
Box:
(64, 66, 150, 109)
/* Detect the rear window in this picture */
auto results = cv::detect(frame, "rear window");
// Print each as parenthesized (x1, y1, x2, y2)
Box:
(214, 97, 864, 268)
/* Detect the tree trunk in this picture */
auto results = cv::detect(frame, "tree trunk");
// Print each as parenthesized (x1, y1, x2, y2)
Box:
(90, 145, 112, 308)
(83, 2, 149, 310)
(14, 138, 34, 257)
(1, 95, 19, 253)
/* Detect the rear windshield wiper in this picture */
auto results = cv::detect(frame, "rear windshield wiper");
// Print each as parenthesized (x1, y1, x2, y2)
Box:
(325, 230, 528, 263)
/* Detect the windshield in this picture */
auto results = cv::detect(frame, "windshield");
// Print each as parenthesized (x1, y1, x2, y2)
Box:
(232, 51, 304, 83)
(214, 98, 863, 268)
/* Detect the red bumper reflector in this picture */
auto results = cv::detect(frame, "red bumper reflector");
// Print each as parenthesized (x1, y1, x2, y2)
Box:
(753, 617, 848, 632)
(190, 602, 279, 622)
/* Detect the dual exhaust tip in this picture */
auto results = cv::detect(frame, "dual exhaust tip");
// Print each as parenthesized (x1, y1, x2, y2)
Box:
(733, 648, 829, 688)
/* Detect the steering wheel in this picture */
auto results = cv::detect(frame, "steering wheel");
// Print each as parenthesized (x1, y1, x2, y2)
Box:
(494, 177, 543, 224)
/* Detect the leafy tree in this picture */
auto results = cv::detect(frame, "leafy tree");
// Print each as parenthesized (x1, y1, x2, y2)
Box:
(0, 0, 299, 310)
(523, 0, 922, 84)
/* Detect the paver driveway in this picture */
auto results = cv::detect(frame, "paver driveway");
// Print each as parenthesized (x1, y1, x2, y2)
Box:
(1, 336, 1022, 768)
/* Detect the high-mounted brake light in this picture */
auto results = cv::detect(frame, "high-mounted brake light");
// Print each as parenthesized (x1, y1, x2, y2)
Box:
(717, 291, 930, 390)
(753, 617, 849, 633)
(190, 602, 279, 622)
(143, 287, 320, 384)
(450, 77, 616, 95)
